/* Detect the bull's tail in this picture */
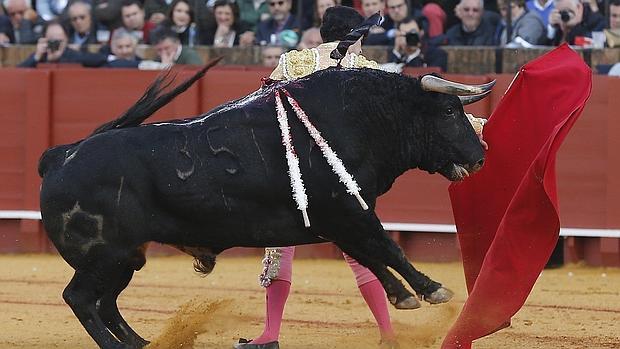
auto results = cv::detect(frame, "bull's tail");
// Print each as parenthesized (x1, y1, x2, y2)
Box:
(91, 57, 223, 136)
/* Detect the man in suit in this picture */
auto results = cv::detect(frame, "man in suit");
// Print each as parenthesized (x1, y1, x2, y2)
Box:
(255, 0, 300, 45)
(66, 0, 102, 50)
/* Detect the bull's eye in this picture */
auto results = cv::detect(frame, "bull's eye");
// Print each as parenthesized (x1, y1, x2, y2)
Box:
(445, 107, 455, 116)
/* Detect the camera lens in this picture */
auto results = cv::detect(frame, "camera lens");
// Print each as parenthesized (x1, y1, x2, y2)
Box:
(560, 10, 571, 22)
(47, 39, 61, 52)
(405, 31, 420, 46)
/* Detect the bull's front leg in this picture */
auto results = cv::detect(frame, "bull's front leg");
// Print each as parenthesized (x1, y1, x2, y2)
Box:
(336, 241, 421, 309)
(327, 211, 453, 305)
(363, 228, 454, 304)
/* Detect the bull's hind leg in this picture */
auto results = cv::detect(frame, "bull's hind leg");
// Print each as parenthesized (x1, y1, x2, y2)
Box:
(98, 267, 149, 348)
(63, 269, 133, 349)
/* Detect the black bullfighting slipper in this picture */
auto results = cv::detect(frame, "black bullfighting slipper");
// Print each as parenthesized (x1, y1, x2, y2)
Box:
(233, 338, 280, 349)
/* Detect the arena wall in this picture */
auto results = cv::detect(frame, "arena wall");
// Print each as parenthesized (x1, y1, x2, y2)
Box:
(0, 67, 617, 266)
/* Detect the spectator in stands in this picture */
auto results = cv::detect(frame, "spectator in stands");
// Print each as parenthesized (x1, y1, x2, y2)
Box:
(93, 0, 123, 31)
(105, 27, 142, 67)
(297, 26, 322, 48)
(67, 1, 102, 50)
(238, 0, 269, 31)
(145, 0, 216, 36)
(312, 0, 339, 28)
(18, 20, 100, 66)
(361, 0, 388, 42)
(422, 2, 447, 38)
(151, 26, 203, 65)
(364, 0, 424, 45)
(388, 16, 447, 70)
(496, 0, 545, 46)
(361, 0, 385, 17)
(36, 0, 70, 21)
(610, 0, 620, 29)
(526, 0, 554, 26)
(119, 0, 155, 44)
(583, 0, 602, 13)
(201, 0, 254, 46)
(255, 0, 301, 45)
(261, 45, 284, 67)
(546, 0, 605, 45)
(444, 0, 496, 45)
(1, 0, 43, 44)
(604, 0, 620, 46)
(144, 0, 172, 24)
(159, 0, 199, 46)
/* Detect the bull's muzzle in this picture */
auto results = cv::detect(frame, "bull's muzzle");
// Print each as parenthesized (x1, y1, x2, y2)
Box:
(451, 158, 485, 181)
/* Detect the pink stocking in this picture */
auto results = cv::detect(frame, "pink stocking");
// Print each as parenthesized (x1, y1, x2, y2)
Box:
(251, 246, 295, 344)
(344, 253, 395, 340)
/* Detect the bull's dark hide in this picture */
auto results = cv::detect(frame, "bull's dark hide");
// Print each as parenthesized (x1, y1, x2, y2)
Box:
(38, 62, 485, 349)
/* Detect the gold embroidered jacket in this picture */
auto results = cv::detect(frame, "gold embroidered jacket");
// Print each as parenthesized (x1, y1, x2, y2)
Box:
(269, 42, 379, 80)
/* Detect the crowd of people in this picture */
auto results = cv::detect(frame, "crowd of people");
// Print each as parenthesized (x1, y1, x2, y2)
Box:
(0, 0, 619, 69)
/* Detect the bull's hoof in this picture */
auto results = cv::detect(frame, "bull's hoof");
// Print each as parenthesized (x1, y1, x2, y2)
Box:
(424, 287, 454, 304)
(394, 296, 421, 309)
(233, 338, 279, 349)
(379, 338, 400, 349)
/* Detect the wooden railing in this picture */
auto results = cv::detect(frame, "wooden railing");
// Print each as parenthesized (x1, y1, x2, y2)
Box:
(2, 45, 619, 73)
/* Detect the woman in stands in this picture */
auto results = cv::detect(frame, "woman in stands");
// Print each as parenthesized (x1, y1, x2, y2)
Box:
(161, 0, 199, 46)
(201, 0, 251, 47)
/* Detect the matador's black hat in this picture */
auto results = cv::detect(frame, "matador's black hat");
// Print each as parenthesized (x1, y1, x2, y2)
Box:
(327, 9, 383, 61)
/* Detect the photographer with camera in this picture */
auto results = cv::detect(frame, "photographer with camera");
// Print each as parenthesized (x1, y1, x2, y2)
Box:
(546, 0, 604, 45)
(18, 19, 105, 67)
(388, 16, 447, 70)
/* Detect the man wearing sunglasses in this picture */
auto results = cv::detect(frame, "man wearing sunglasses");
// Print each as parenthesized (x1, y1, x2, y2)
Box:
(255, 0, 301, 45)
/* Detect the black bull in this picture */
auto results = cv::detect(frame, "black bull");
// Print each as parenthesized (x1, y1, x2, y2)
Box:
(38, 62, 490, 349)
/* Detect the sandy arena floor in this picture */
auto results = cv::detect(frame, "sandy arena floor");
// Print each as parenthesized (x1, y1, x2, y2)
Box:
(1, 253, 618, 349)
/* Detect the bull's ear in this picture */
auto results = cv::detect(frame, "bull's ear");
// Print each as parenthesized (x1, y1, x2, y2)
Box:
(421, 75, 496, 96)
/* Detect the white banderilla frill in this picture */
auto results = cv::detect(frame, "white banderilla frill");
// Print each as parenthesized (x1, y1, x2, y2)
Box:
(274, 88, 368, 228)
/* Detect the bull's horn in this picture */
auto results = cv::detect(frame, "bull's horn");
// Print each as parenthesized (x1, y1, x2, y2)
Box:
(459, 90, 492, 105)
(421, 75, 496, 96)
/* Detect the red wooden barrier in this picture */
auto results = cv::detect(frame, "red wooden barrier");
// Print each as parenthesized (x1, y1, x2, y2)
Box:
(0, 67, 617, 265)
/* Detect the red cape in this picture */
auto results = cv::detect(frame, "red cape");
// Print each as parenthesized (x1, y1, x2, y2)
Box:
(442, 44, 592, 348)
